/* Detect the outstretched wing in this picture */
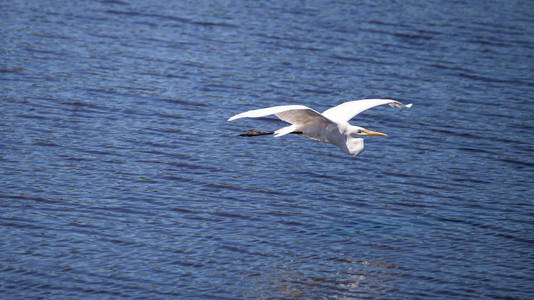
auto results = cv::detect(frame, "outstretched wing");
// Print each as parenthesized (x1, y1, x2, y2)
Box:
(322, 99, 412, 123)
(228, 105, 334, 127)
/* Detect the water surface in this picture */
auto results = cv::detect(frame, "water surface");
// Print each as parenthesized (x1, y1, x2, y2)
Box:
(1, 0, 533, 298)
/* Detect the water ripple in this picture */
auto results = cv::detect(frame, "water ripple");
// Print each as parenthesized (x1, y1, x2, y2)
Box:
(1, 0, 533, 299)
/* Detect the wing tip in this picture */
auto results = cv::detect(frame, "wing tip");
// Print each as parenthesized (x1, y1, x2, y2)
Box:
(388, 101, 413, 109)
(227, 114, 243, 121)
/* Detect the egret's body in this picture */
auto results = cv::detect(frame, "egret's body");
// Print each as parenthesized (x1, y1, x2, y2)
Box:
(228, 99, 412, 156)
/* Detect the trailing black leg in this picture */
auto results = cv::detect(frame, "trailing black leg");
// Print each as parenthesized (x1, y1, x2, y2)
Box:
(238, 130, 303, 137)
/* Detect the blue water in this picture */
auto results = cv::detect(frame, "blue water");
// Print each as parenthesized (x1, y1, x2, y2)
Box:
(1, 0, 533, 298)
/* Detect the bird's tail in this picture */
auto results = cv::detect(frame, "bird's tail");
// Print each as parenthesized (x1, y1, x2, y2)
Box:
(274, 125, 297, 137)
(237, 126, 302, 137)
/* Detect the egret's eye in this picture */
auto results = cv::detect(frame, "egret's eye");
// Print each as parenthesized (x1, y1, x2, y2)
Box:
(357, 129, 363, 133)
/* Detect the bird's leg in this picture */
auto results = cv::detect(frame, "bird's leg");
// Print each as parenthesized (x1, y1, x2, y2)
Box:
(238, 130, 302, 137)
(238, 130, 274, 136)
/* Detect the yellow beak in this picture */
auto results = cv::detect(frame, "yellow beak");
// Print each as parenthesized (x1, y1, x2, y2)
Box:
(362, 129, 387, 136)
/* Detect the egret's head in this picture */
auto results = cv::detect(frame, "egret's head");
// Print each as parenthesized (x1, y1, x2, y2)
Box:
(350, 126, 387, 137)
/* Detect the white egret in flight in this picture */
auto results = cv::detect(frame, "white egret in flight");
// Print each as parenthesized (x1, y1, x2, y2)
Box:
(228, 99, 412, 156)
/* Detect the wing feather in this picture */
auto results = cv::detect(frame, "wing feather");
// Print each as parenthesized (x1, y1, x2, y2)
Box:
(228, 105, 334, 127)
(322, 99, 412, 123)
(228, 105, 307, 121)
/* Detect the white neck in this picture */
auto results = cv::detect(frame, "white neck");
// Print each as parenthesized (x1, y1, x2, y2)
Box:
(345, 137, 364, 156)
